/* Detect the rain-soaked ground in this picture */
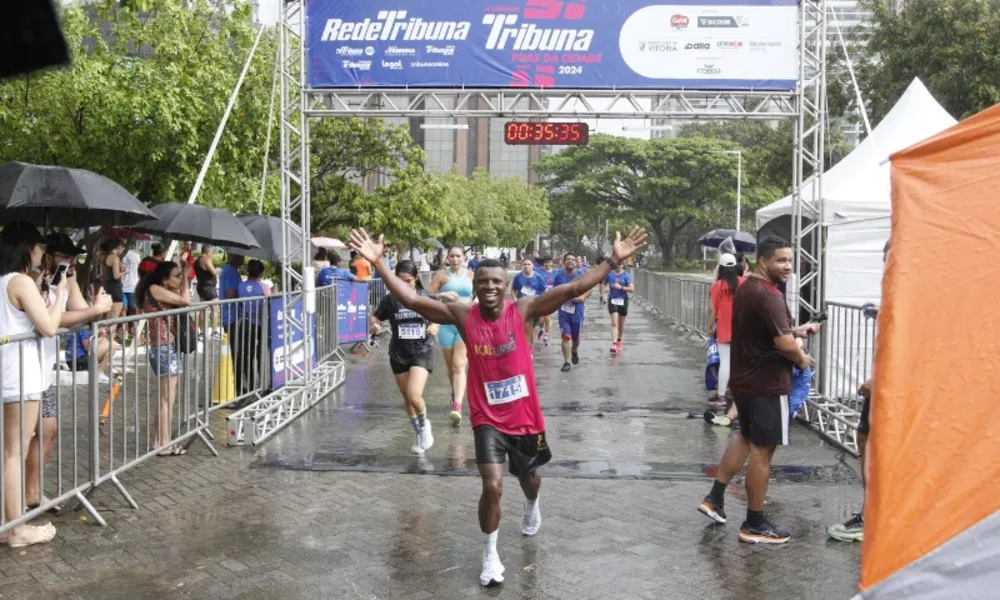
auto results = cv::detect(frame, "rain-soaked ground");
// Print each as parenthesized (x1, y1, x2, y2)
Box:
(2, 297, 863, 599)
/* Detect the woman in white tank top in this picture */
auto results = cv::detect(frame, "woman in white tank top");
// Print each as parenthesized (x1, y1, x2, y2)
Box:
(0, 222, 68, 547)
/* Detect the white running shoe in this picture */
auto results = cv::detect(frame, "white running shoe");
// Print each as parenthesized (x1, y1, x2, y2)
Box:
(410, 430, 425, 455)
(480, 550, 505, 586)
(521, 500, 542, 536)
(98, 372, 111, 384)
(421, 420, 434, 451)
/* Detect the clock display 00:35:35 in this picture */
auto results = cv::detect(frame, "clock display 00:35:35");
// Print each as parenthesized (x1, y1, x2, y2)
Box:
(503, 122, 590, 145)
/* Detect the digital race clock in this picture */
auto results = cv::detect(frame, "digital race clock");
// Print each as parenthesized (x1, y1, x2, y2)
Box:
(503, 122, 590, 146)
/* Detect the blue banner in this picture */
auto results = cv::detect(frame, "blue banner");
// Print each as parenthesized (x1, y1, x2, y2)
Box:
(269, 296, 318, 389)
(337, 281, 370, 344)
(306, 0, 799, 91)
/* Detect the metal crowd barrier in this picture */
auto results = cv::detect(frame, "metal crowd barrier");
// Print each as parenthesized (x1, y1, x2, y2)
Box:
(632, 271, 874, 456)
(224, 284, 346, 446)
(0, 290, 338, 537)
(796, 301, 877, 456)
(633, 270, 712, 338)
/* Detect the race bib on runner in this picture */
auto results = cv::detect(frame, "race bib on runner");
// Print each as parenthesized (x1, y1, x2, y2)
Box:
(520, 286, 536, 296)
(611, 297, 625, 306)
(561, 303, 576, 314)
(484, 375, 529, 406)
(398, 323, 425, 340)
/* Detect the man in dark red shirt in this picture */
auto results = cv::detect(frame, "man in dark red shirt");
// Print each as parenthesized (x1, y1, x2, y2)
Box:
(138, 243, 164, 277)
(698, 236, 819, 544)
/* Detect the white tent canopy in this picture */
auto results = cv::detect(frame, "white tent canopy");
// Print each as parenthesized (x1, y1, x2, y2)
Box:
(755, 78, 957, 228)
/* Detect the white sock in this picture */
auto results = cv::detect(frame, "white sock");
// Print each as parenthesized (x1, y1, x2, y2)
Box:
(483, 530, 498, 554)
(525, 497, 538, 513)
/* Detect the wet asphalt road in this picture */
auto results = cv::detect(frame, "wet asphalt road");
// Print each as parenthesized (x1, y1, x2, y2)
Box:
(3, 297, 863, 599)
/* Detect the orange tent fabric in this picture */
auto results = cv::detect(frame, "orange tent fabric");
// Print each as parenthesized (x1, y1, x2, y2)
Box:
(862, 103, 1000, 592)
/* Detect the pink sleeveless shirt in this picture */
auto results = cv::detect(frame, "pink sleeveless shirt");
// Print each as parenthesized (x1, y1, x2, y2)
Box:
(464, 301, 545, 436)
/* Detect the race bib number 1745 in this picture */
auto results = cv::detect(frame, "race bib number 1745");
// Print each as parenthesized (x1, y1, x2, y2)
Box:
(485, 375, 529, 406)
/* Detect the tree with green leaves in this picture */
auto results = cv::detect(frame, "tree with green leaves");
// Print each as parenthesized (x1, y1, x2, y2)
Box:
(308, 117, 446, 246)
(435, 169, 551, 250)
(534, 134, 744, 265)
(838, 0, 1000, 124)
(0, 0, 278, 215)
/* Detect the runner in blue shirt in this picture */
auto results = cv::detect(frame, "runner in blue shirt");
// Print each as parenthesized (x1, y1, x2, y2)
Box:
(552, 252, 591, 372)
(535, 257, 556, 346)
(604, 263, 634, 355)
(317, 252, 355, 286)
(467, 249, 483, 273)
(511, 258, 547, 344)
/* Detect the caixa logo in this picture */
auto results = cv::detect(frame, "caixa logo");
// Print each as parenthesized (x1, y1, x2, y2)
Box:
(524, 0, 587, 20)
(670, 14, 689, 29)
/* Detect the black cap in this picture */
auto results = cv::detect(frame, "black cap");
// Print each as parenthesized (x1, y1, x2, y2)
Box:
(44, 232, 84, 256)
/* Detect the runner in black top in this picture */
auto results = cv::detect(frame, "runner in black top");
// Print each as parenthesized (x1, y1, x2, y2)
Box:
(369, 260, 439, 455)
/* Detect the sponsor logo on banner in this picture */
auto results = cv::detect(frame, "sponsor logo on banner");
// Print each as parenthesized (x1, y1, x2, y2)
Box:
(684, 42, 710, 50)
(698, 16, 749, 28)
(482, 14, 595, 51)
(342, 59, 372, 70)
(410, 60, 449, 68)
(670, 14, 690, 29)
(639, 40, 678, 52)
(364, 46, 375, 56)
(321, 11, 472, 42)
(697, 63, 722, 75)
(425, 44, 456, 55)
(385, 46, 416, 56)
(749, 40, 782, 51)
(381, 59, 404, 70)
(336, 46, 364, 56)
(716, 41, 744, 50)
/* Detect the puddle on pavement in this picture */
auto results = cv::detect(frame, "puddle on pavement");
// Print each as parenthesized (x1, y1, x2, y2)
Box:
(250, 453, 859, 484)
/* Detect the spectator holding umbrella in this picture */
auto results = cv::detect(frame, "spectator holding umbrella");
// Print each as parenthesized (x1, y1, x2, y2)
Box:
(235, 260, 271, 401)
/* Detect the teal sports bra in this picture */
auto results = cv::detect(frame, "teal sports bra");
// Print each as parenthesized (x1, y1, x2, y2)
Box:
(440, 268, 473, 302)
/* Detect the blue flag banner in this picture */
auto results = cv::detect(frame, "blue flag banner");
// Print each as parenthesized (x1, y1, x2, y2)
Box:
(337, 281, 370, 344)
(269, 296, 319, 389)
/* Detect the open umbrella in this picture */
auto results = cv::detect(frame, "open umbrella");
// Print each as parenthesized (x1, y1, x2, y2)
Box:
(698, 229, 757, 253)
(128, 203, 259, 250)
(217, 216, 315, 262)
(0, 161, 158, 227)
(310, 236, 347, 249)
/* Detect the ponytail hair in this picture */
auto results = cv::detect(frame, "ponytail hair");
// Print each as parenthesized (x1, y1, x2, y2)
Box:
(395, 260, 423, 290)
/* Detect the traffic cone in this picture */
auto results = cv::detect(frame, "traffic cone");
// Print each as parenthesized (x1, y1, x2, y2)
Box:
(100, 373, 123, 425)
(213, 333, 235, 405)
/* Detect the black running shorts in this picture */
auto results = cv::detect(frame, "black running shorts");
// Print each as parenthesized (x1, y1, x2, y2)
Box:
(733, 394, 790, 447)
(389, 350, 434, 375)
(474, 425, 552, 476)
(858, 396, 871, 436)
(607, 297, 629, 316)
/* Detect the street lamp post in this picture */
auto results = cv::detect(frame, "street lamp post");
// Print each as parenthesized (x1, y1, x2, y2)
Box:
(710, 150, 743, 232)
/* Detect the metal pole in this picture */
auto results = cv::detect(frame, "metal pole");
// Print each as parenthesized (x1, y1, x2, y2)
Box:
(165, 25, 267, 261)
(736, 151, 742, 232)
(259, 52, 280, 214)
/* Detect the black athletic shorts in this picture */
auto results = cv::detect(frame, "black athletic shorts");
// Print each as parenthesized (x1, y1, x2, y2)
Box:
(389, 350, 434, 375)
(474, 425, 552, 476)
(858, 396, 871, 436)
(198, 286, 219, 301)
(733, 394, 790, 447)
(607, 296, 629, 316)
(105, 280, 123, 303)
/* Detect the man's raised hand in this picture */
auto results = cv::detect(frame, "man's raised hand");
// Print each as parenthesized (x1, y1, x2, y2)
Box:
(348, 229, 385, 264)
(611, 227, 649, 263)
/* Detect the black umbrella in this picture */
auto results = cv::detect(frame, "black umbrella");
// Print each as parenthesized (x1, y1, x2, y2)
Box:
(698, 229, 757, 253)
(217, 215, 315, 262)
(0, 161, 158, 227)
(128, 203, 259, 250)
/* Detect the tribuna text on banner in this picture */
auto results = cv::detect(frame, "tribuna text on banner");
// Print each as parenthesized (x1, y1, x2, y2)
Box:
(319, 10, 595, 53)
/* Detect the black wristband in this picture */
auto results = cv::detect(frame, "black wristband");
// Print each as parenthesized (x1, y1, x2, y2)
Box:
(605, 258, 619, 270)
